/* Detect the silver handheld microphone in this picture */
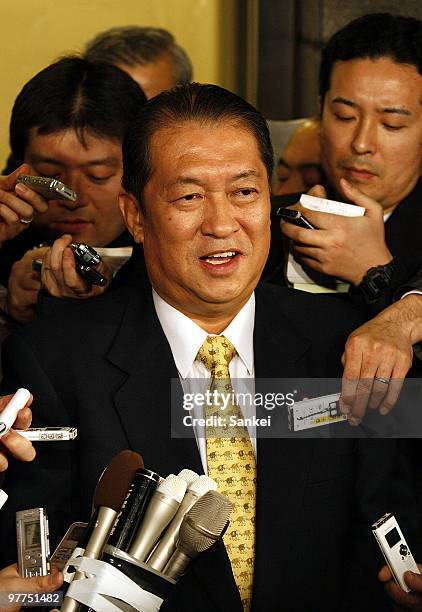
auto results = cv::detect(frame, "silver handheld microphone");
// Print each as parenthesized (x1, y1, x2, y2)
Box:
(147, 475, 217, 571)
(128, 474, 187, 562)
(61, 450, 143, 612)
(163, 490, 232, 580)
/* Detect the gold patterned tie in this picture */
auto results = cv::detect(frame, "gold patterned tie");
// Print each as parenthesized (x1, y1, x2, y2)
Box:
(196, 335, 256, 610)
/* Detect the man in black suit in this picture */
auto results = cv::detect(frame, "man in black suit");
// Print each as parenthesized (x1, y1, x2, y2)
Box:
(0, 84, 418, 611)
(270, 13, 422, 421)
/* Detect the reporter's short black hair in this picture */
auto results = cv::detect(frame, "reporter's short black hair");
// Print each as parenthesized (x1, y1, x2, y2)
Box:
(319, 13, 422, 102)
(10, 56, 147, 164)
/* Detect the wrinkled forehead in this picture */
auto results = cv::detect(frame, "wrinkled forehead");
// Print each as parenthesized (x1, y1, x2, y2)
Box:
(148, 118, 270, 180)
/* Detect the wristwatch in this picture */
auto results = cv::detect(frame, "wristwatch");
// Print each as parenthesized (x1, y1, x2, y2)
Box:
(357, 260, 396, 302)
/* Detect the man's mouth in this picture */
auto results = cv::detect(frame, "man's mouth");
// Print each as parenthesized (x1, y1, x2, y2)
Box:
(343, 165, 378, 180)
(199, 250, 240, 266)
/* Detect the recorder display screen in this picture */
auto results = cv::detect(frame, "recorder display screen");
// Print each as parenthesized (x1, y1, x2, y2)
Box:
(386, 527, 401, 549)
(25, 521, 40, 549)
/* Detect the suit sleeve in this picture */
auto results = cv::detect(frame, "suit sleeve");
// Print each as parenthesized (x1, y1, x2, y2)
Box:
(0, 331, 75, 567)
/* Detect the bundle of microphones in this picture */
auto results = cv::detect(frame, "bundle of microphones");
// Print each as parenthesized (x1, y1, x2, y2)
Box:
(58, 450, 232, 612)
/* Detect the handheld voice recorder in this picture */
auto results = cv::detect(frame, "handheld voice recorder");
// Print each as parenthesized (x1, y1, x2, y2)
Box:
(16, 507, 50, 578)
(372, 513, 420, 592)
(70, 243, 107, 287)
(276, 206, 315, 229)
(17, 427, 78, 441)
(16, 175, 77, 202)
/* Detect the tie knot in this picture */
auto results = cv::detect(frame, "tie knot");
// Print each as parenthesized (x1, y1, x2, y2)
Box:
(196, 335, 237, 377)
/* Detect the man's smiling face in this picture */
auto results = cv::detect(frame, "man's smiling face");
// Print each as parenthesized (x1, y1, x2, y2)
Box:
(124, 119, 271, 320)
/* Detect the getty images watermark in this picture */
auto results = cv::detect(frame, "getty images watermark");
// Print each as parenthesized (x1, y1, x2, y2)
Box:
(170, 378, 422, 439)
(182, 388, 295, 429)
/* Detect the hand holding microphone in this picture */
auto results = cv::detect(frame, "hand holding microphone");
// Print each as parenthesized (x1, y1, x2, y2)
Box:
(0, 389, 34, 509)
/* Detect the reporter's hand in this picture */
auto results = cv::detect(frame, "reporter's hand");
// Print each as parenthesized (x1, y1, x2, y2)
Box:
(0, 393, 35, 471)
(0, 164, 48, 245)
(6, 247, 49, 324)
(379, 564, 422, 610)
(41, 234, 112, 299)
(0, 564, 63, 612)
(340, 296, 422, 424)
(280, 180, 393, 286)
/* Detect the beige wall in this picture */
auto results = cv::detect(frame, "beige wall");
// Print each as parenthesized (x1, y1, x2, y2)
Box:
(0, 0, 241, 167)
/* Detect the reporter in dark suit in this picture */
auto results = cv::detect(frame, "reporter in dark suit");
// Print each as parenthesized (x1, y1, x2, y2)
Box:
(0, 84, 417, 611)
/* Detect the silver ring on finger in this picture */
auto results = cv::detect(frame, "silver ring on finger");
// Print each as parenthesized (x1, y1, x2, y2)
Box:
(375, 376, 390, 385)
(19, 216, 33, 225)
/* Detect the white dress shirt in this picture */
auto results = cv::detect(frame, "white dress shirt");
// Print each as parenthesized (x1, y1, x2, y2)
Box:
(153, 289, 256, 473)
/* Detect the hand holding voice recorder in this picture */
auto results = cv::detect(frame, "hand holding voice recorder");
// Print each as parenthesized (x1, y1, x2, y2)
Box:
(16, 175, 77, 202)
(276, 206, 315, 229)
(33, 242, 107, 287)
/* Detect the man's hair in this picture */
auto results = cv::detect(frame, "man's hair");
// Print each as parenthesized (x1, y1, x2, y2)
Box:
(10, 56, 147, 164)
(122, 83, 274, 206)
(84, 26, 192, 86)
(319, 13, 422, 102)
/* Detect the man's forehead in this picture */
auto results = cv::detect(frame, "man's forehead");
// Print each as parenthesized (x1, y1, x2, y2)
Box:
(148, 121, 264, 170)
(328, 57, 422, 98)
(26, 127, 122, 159)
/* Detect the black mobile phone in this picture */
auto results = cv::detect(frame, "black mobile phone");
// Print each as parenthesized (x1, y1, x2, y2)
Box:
(276, 207, 315, 229)
(32, 243, 107, 287)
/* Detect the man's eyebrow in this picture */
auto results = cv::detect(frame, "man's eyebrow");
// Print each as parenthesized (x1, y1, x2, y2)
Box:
(231, 169, 263, 180)
(28, 155, 120, 166)
(332, 96, 358, 109)
(332, 96, 412, 116)
(171, 169, 263, 187)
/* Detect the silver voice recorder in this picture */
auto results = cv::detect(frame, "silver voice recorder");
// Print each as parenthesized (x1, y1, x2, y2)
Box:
(16, 507, 50, 578)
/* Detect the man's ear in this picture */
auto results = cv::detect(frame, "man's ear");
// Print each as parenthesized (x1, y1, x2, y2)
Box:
(119, 191, 145, 244)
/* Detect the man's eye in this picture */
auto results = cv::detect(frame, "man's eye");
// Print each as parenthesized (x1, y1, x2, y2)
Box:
(236, 188, 257, 197)
(335, 114, 354, 122)
(87, 175, 114, 184)
(181, 193, 202, 201)
(383, 124, 405, 131)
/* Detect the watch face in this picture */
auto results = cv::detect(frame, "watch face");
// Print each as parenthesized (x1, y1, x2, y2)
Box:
(359, 262, 395, 301)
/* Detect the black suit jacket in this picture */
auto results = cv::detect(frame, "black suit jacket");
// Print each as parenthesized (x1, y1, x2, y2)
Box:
(0, 282, 418, 611)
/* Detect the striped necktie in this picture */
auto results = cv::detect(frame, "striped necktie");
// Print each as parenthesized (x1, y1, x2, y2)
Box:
(196, 335, 256, 610)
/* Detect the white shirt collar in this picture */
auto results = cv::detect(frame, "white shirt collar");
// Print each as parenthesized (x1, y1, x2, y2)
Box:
(152, 289, 255, 378)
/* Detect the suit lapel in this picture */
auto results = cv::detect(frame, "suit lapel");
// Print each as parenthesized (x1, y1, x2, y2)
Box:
(106, 288, 203, 475)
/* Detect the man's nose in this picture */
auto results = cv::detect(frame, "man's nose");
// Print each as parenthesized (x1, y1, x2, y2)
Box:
(201, 196, 240, 237)
(351, 118, 377, 155)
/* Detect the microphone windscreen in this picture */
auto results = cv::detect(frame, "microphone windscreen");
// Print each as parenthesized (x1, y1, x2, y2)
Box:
(177, 469, 199, 486)
(93, 450, 144, 511)
(188, 475, 217, 496)
(180, 490, 232, 555)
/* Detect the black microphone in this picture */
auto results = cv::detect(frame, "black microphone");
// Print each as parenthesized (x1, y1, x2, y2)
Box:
(105, 467, 161, 552)
(61, 449, 144, 612)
